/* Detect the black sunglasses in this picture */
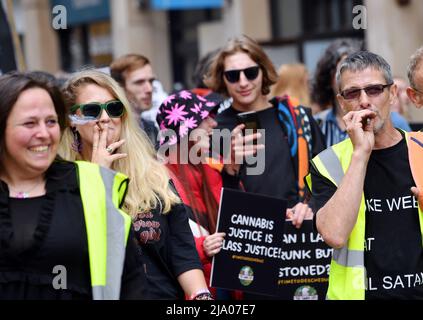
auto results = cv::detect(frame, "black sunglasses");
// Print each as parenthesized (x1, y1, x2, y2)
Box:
(70, 100, 125, 119)
(340, 83, 393, 100)
(223, 66, 260, 83)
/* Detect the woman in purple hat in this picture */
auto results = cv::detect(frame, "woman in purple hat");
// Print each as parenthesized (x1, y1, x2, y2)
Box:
(157, 90, 244, 299)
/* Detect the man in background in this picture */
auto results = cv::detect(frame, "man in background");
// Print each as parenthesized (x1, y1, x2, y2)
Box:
(110, 54, 159, 147)
(407, 47, 423, 110)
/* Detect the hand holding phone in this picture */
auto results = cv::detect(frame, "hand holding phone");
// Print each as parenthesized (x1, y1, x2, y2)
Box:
(236, 110, 261, 134)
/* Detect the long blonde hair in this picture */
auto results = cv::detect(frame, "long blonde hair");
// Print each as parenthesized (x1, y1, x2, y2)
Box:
(58, 70, 180, 218)
(271, 63, 311, 106)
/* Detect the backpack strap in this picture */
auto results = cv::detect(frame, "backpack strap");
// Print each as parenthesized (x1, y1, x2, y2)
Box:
(407, 131, 423, 208)
(275, 95, 313, 201)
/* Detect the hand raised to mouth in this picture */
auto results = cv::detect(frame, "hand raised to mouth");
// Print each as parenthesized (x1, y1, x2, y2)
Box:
(91, 123, 127, 169)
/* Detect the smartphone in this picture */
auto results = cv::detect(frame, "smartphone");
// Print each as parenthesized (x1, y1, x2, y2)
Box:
(236, 110, 261, 134)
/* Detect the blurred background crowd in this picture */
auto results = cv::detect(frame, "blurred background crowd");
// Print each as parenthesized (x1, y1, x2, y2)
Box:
(1, 0, 423, 126)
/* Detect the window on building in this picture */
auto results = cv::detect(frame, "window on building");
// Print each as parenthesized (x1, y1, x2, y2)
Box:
(302, 0, 363, 35)
(169, 8, 222, 90)
(266, 0, 364, 74)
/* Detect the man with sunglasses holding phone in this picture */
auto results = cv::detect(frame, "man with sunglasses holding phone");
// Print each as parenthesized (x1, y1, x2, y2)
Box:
(307, 51, 423, 300)
(206, 34, 325, 222)
(206, 35, 325, 299)
(110, 54, 159, 148)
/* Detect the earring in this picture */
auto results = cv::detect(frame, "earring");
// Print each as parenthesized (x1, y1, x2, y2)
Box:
(71, 128, 82, 153)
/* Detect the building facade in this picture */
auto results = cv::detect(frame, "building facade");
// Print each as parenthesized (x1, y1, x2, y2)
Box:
(4, 0, 423, 121)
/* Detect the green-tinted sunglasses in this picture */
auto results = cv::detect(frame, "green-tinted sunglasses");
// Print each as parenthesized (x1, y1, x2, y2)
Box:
(70, 100, 125, 119)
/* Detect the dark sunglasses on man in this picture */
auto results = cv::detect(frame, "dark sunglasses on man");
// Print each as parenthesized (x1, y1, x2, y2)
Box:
(70, 100, 125, 119)
(223, 65, 260, 83)
(340, 83, 393, 100)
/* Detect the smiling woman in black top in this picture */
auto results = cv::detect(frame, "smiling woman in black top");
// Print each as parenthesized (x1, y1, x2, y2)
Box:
(0, 72, 145, 300)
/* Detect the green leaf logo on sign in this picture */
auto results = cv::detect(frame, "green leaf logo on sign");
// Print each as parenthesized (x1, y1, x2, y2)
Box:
(238, 266, 254, 286)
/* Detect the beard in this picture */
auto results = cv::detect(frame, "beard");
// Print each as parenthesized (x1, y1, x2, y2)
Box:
(373, 119, 385, 134)
(371, 109, 388, 134)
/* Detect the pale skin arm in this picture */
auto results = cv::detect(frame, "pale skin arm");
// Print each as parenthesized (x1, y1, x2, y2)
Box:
(316, 110, 376, 249)
(177, 269, 209, 298)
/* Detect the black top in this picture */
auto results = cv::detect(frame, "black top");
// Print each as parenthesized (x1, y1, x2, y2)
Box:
(310, 135, 423, 299)
(133, 202, 203, 299)
(0, 161, 145, 300)
(215, 103, 325, 207)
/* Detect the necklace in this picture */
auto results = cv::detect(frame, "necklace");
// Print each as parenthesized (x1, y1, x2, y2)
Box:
(8, 180, 45, 199)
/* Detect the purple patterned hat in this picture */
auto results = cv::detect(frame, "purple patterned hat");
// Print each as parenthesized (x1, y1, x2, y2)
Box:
(156, 90, 218, 146)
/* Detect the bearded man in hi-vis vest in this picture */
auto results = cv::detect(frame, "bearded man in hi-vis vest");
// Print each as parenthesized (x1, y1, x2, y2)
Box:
(306, 51, 423, 300)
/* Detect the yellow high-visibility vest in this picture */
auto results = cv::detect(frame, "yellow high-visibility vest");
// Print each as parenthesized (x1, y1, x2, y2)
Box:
(75, 161, 131, 300)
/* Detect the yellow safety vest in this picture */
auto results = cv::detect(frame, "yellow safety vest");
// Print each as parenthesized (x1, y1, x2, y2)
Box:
(75, 161, 131, 300)
(306, 131, 423, 300)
